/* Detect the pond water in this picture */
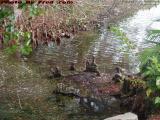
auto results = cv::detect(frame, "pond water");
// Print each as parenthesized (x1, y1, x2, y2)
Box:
(0, 4, 160, 120)
(120, 4, 160, 72)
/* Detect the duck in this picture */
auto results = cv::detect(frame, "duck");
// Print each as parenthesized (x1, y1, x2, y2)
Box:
(51, 67, 62, 78)
(55, 36, 61, 46)
(90, 56, 97, 67)
(69, 62, 76, 71)
(112, 66, 123, 83)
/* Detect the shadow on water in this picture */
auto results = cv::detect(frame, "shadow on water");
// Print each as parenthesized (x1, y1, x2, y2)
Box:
(1, 4, 160, 120)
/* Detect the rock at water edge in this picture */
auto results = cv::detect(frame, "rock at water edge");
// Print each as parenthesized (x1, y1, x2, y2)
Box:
(104, 112, 138, 120)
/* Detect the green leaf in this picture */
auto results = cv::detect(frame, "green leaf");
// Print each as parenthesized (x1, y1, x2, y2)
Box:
(155, 97, 160, 105)
(0, 7, 13, 21)
(18, 0, 27, 10)
(146, 88, 152, 97)
(29, 4, 41, 17)
(143, 70, 151, 76)
(110, 26, 134, 51)
(156, 77, 160, 89)
(20, 45, 32, 55)
(24, 32, 31, 39)
(5, 24, 14, 32)
(4, 45, 18, 55)
(26, 39, 31, 46)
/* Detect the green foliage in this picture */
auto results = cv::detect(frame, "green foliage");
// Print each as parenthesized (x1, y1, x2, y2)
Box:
(129, 78, 146, 88)
(141, 57, 160, 106)
(5, 24, 14, 32)
(156, 76, 160, 89)
(0, 2, 43, 56)
(139, 28, 160, 106)
(110, 26, 135, 51)
(0, 7, 13, 21)
(155, 96, 160, 107)
(139, 45, 160, 65)
(5, 45, 18, 54)
(29, 4, 43, 17)
(3, 31, 32, 55)
(18, 0, 27, 10)
(141, 56, 160, 89)
(20, 32, 32, 55)
(142, 56, 160, 77)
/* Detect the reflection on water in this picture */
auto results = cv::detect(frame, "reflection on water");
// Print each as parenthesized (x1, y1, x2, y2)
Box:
(0, 4, 160, 120)
(120, 4, 160, 49)
(120, 4, 160, 72)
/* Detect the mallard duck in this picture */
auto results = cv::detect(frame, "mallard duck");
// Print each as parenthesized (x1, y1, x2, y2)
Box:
(112, 67, 123, 83)
(51, 67, 62, 78)
(69, 62, 76, 71)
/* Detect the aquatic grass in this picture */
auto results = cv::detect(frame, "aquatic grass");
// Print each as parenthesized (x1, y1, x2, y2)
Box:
(110, 26, 135, 52)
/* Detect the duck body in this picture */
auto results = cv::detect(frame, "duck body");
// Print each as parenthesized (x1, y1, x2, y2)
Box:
(84, 57, 100, 76)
